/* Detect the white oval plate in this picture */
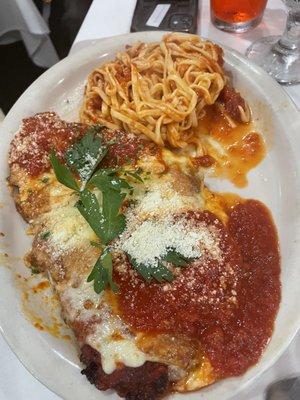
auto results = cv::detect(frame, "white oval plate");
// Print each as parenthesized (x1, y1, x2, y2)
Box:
(0, 32, 299, 400)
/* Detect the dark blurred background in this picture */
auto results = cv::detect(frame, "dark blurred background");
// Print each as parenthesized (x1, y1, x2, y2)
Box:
(0, 0, 92, 114)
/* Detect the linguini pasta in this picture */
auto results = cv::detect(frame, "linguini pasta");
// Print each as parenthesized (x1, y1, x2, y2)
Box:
(80, 33, 226, 151)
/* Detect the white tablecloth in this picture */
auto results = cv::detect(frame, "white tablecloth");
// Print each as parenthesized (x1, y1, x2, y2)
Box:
(0, 1, 299, 399)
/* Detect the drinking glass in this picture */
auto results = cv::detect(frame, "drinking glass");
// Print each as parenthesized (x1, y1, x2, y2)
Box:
(210, 0, 268, 33)
(246, 0, 300, 85)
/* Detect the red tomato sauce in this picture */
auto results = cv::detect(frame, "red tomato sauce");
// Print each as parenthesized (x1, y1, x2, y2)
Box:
(9, 112, 86, 176)
(115, 200, 280, 377)
(100, 129, 146, 168)
(9, 112, 147, 176)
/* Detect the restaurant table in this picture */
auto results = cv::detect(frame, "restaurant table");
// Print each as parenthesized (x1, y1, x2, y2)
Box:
(0, 1, 299, 399)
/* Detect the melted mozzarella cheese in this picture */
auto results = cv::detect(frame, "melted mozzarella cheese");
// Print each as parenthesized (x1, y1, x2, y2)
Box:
(61, 281, 147, 374)
(60, 281, 101, 321)
(39, 182, 148, 374)
(87, 312, 146, 374)
(162, 148, 196, 175)
(42, 195, 96, 254)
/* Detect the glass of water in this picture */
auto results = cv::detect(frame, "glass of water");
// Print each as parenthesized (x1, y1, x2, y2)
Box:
(246, 0, 300, 84)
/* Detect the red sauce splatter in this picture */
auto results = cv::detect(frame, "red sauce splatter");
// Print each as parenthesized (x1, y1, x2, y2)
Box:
(197, 105, 265, 187)
(115, 201, 280, 378)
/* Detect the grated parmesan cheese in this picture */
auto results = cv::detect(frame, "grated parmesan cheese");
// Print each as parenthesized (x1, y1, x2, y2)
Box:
(116, 216, 221, 267)
(134, 180, 204, 219)
(77, 153, 99, 183)
(114, 173, 221, 268)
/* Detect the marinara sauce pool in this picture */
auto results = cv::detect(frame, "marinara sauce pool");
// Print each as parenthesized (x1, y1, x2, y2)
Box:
(115, 200, 280, 378)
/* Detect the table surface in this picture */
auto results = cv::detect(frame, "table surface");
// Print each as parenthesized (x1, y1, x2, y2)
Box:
(0, 0, 299, 399)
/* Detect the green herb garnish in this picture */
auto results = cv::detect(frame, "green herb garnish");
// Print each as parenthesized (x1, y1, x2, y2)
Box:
(50, 127, 129, 293)
(50, 128, 192, 294)
(128, 255, 174, 283)
(89, 169, 131, 192)
(66, 126, 107, 186)
(124, 169, 143, 183)
(29, 265, 40, 275)
(50, 150, 79, 191)
(40, 231, 51, 240)
(127, 248, 192, 284)
(162, 249, 191, 267)
(90, 241, 102, 248)
(76, 189, 105, 240)
(87, 247, 118, 294)
(101, 187, 126, 244)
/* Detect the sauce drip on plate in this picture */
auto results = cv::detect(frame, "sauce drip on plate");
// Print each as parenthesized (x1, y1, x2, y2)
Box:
(198, 105, 266, 187)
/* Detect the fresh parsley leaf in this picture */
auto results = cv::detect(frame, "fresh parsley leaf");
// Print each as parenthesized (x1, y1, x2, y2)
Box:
(155, 261, 174, 282)
(125, 170, 143, 183)
(29, 265, 40, 275)
(40, 231, 51, 240)
(101, 188, 126, 244)
(127, 255, 175, 283)
(87, 248, 118, 294)
(163, 249, 191, 267)
(50, 150, 79, 191)
(127, 255, 153, 282)
(66, 127, 108, 184)
(126, 247, 192, 284)
(98, 167, 120, 175)
(49, 127, 149, 295)
(101, 250, 118, 292)
(76, 189, 106, 240)
(76, 188, 126, 246)
(90, 241, 103, 248)
(89, 169, 131, 192)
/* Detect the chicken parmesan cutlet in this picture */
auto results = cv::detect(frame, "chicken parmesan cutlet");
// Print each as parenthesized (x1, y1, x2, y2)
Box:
(8, 112, 280, 399)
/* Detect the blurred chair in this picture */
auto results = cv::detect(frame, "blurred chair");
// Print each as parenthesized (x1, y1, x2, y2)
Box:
(0, 0, 59, 68)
